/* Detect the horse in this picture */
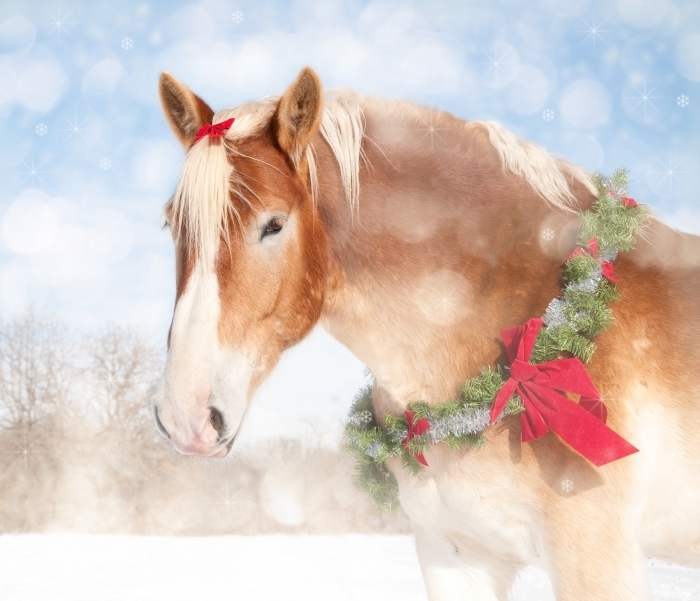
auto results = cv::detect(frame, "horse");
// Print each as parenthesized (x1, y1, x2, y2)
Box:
(152, 66, 700, 600)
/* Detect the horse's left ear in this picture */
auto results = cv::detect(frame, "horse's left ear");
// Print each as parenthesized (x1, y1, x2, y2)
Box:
(158, 71, 215, 148)
(272, 67, 324, 167)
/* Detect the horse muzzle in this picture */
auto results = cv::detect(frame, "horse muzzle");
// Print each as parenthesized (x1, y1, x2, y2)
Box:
(153, 404, 233, 458)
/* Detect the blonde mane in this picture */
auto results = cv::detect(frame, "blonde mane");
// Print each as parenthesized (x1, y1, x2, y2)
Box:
(170, 90, 594, 260)
(477, 120, 596, 211)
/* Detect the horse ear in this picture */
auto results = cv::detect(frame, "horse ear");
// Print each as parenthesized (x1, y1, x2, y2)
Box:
(272, 67, 324, 166)
(158, 72, 215, 147)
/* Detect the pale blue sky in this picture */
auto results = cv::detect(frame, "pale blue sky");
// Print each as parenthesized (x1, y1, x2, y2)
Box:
(0, 0, 698, 440)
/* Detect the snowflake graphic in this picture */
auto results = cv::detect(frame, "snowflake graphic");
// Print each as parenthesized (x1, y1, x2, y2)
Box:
(542, 109, 555, 122)
(35, 123, 48, 136)
(43, 4, 76, 41)
(578, 14, 609, 52)
(414, 114, 448, 149)
(625, 80, 662, 119)
(99, 157, 112, 170)
(231, 10, 244, 24)
(19, 156, 50, 187)
(650, 156, 689, 194)
(481, 44, 517, 87)
(356, 410, 373, 425)
(96, 367, 121, 396)
(61, 112, 95, 148)
(677, 95, 690, 108)
(561, 479, 574, 493)
(121, 36, 133, 50)
(416, 272, 471, 326)
(211, 485, 246, 519)
(3, 436, 42, 470)
(435, 284, 462, 321)
(541, 228, 555, 241)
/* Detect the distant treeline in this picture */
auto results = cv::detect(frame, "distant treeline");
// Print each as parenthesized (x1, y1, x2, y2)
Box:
(0, 311, 408, 535)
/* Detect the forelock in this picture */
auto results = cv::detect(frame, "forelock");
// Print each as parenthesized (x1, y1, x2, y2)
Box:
(168, 91, 366, 262)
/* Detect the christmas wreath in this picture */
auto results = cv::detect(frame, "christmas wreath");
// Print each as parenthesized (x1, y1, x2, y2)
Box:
(343, 169, 648, 511)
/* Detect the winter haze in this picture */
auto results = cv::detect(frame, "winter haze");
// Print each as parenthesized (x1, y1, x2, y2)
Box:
(0, 0, 699, 599)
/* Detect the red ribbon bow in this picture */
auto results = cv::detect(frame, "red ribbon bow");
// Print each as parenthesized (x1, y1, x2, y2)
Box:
(489, 318, 638, 467)
(194, 118, 235, 143)
(568, 237, 620, 283)
(402, 410, 430, 466)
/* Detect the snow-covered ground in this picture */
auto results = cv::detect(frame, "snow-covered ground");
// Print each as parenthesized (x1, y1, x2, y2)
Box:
(1, 534, 699, 600)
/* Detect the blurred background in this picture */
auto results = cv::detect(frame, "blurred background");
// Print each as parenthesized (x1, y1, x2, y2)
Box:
(0, 0, 698, 536)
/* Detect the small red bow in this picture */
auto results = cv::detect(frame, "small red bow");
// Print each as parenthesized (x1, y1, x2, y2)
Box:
(568, 236, 598, 260)
(402, 410, 430, 466)
(195, 118, 235, 143)
(568, 237, 619, 283)
(606, 189, 639, 209)
(601, 261, 619, 283)
(489, 318, 638, 467)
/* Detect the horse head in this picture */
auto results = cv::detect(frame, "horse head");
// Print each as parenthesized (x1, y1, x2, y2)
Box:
(152, 68, 328, 457)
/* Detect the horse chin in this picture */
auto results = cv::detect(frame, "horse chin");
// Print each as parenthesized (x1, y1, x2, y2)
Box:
(210, 446, 229, 459)
(169, 435, 234, 459)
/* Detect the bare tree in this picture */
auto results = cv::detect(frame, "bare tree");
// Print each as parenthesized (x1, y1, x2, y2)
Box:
(0, 311, 74, 430)
(82, 324, 162, 434)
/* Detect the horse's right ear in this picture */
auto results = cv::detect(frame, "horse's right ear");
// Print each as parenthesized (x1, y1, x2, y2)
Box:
(158, 72, 215, 148)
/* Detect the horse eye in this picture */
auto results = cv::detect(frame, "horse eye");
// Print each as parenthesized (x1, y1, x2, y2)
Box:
(262, 217, 284, 239)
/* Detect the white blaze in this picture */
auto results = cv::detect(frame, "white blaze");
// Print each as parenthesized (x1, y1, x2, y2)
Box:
(154, 253, 253, 451)
(157, 260, 220, 437)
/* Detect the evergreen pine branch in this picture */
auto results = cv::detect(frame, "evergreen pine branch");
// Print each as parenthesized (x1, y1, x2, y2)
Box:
(564, 256, 597, 283)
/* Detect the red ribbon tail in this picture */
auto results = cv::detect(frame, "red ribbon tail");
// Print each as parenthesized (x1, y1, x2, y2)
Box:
(490, 378, 518, 424)
(415, 452, 429, 467)
(194, 124, 212, 142)
(578, 396, 608, 423)
(519, 386, 550, 442)
(546, 393, 638, 466)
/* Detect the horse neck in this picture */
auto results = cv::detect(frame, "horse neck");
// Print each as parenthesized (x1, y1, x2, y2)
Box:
(313, 105, 588, 411)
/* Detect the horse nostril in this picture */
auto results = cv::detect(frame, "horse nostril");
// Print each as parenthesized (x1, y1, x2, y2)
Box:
(209, 406, 226, 440)
(154, 407, 170, 440)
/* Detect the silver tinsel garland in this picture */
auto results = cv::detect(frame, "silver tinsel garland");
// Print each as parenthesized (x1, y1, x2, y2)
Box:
(542, 249, 619, 329)
(366, 440, 384, 459)
(426, 406, 493, 442)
